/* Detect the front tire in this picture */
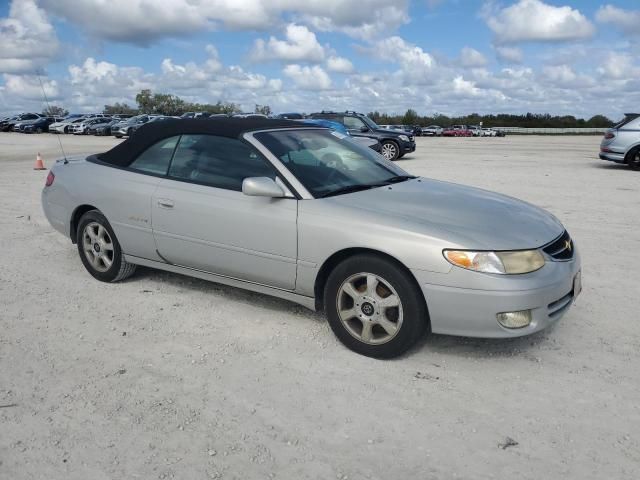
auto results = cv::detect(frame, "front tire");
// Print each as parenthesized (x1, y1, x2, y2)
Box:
(76, 211, 136, 282)
(323, 254, 428, 358)
(380, 141, 400, 161)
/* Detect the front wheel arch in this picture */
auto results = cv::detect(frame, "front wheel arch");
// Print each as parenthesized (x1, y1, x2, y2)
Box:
(314, 248, 429, 322)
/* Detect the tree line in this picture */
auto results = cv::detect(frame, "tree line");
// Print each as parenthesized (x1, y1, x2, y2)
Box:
(367, 109, 614, 128)
(43, 90, 615, 128)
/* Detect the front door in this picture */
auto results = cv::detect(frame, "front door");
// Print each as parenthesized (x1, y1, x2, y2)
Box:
(151, 134, 298, 290)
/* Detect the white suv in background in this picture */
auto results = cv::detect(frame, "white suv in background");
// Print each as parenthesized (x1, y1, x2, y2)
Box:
(600, 113, 640, 170)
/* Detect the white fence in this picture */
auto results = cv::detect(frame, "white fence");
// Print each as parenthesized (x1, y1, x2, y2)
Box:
(494, 127, 608, 134)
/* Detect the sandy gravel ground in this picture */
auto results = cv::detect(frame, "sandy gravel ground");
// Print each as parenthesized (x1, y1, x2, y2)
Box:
(1, 132, 639, 480)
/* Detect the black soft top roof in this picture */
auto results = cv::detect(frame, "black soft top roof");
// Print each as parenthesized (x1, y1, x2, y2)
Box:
(96, 117, 301, 167)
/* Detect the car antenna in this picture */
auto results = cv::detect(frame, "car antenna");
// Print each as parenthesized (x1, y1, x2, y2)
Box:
(37, 70, 68, 164)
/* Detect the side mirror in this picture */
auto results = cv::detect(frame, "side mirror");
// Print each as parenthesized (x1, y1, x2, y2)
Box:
(359, 125, 369, 132)
(242, 177, 285, 198)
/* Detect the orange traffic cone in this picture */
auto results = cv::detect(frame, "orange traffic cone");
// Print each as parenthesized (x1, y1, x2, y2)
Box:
(33, 152, 46, 170)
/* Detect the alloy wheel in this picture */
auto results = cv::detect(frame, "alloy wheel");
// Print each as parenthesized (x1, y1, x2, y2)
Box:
(630, 150, 640, 170)
(381, 142, 398, 160)
(82, 222, 114, 272)
(336, 272, 403, 345)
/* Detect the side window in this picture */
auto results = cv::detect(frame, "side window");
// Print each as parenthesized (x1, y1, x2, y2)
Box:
(129, 136, 180, 175)
(343, 116, 365, 130)
(168, 135, 276, 191)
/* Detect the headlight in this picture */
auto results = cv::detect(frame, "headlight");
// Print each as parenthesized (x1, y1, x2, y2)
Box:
(398, 134, 410, 142)
(444, 249, 545, 274)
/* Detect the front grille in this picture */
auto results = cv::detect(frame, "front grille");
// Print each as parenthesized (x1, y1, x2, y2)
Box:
(543, 230, 574, 261)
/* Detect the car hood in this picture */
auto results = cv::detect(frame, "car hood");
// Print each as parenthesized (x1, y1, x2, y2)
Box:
(373, 128, 408, 137)
(328, 178, 564, 250)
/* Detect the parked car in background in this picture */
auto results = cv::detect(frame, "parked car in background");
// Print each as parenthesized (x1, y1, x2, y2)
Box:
(42, 118, 581, 358)
(299, 118, 382, 153)
(22, 117, 62, 133)
(468, 125, 483, 137)
(88, 118, 118, 136)
(482, 128, 496, 137)
(181, 112, 212, 119)
(233, 113, 268, 119)
(600, 113, 640, 170)
(309, 111, 416, 161)
(112, 115, 155, 138)
(13, 115, 49, 132)
(422, 125, 443, 136)
(4, 113, 42, 132)
(50, 117, 87, 134)
(0, 115, 20, 131)
(70, 117, 112, 135)
(129, 115, 174, 135)
(443, 125, 473, 137)
(276, 113, 304, 119)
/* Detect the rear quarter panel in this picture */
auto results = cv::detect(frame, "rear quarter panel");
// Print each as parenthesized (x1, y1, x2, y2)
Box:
(44, 159, 163, 261)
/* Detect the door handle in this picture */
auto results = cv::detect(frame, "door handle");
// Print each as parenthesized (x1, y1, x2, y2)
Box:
(157, 198, 174, 209)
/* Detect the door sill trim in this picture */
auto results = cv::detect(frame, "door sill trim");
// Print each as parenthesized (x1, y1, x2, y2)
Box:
(124, 254, 317, 311)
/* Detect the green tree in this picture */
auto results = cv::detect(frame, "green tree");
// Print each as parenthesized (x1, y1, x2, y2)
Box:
(255, 104, 272, 116)
(104, 103, 138, 115)
(42, 105, 68, 117)
(135, 89, 154, 114)
(402, 108, 419, 125)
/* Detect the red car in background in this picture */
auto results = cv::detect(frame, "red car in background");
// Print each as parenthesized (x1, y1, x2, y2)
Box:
(442, 125, 473, 137)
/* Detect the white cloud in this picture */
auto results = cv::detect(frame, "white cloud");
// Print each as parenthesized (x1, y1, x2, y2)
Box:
(369, 36, 437, 85)
(495, 46, 523, 64)
(541, 64, 595, 88)
(41, 0, 409, 44)
(0, 0, 59, 74)
(283, 64, 332, 90)
(596, 5, 640, 37)
(452, 76, 480, 97)
(326, 56, 355, 74)
(42, 0, 208, 45)
(298, 0, 410, 40)
(252, 24, 325, 63)
(484, 0, 595, 44)
(2, 74, 59, 100)
(597, 53, 639, 80)
(459, 47, 487, 68)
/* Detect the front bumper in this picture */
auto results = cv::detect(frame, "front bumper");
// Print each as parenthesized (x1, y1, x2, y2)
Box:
(411, 248, 582, 338)
(401, 140, 416, 154)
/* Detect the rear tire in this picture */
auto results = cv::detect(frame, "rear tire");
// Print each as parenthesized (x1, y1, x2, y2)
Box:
(76, 210, 137, 282)
(626, 147, 640, 171)
(323, 254, 428, 358)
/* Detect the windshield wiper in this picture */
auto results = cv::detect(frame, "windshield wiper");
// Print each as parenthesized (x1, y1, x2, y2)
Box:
(319, 184, 382, 198)
(319, 176, 417, 198)
(383, 175, 416, 184)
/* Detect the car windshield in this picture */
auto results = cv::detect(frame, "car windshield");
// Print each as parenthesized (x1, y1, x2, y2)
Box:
(361, 115, 379, 130)
(254, 129, 413, 198)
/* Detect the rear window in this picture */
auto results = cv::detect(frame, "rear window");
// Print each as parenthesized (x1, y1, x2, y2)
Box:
(614, 114, 640, 129)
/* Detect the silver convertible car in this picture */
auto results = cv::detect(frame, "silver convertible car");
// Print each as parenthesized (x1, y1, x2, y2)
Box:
(42, 118, 581, 358)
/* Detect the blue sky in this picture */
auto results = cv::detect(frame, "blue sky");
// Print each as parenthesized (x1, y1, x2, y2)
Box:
(1, 0, 639, 118)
